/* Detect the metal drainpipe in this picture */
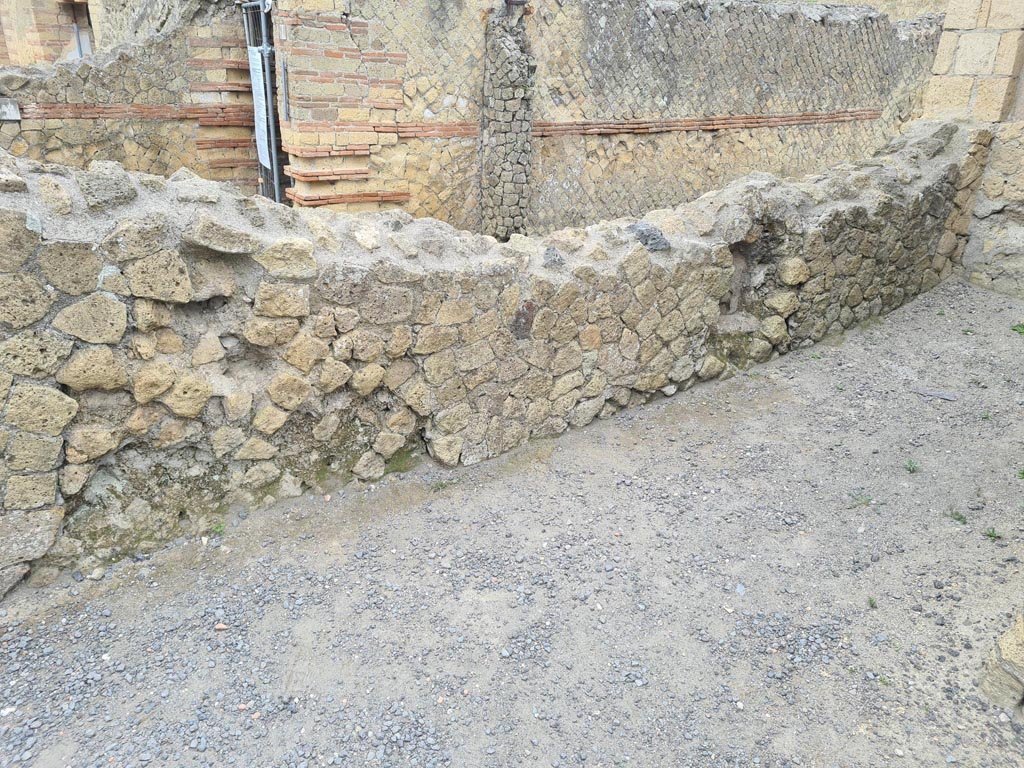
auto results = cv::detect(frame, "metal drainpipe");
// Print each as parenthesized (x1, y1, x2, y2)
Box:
(258, 2, 282, 203)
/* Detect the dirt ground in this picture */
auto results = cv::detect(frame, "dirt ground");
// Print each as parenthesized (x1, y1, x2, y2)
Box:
(2, 279, 1023, 768)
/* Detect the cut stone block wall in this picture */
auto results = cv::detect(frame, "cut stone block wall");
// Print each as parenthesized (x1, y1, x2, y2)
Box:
(0, 119, 988, 593)
(964, 121, 1024, 297)
(277, 0, 942, 236)
(0, 1, 259, 191)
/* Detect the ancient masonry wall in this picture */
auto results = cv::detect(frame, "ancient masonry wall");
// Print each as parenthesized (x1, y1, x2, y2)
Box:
(0, 120, 989, 593)
(276, 0, 942, 236)
(0, 1, 260, 192)
(964, 121, 1024, 297)
(479, 10, 535, 242)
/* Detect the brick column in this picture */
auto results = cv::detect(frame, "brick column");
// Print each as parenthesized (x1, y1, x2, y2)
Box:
(925, 0, 1023, 120)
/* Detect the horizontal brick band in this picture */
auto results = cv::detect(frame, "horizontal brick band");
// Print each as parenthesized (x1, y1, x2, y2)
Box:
(284, 165, 370, 182)
(286, 109, 881, 140)
(282, 143, 372, 158)
(286, 188, 410, 207)
(274, 9, 369, 34)
(190, 83, 252, 93)
(20, 103, 254, 127)
(532, 109, 883, 137)
(196, 137, 256, 150)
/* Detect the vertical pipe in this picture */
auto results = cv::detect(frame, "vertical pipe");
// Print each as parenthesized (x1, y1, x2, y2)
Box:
(258, 6, 282, 203)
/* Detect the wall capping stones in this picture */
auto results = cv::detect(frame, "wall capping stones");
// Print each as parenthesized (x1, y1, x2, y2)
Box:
(0, 118, 991, 595)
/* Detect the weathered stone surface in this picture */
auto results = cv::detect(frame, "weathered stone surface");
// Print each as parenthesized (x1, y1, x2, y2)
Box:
(351, 363, 386, 396)
(0, 506, 64, 568)
(431, 436, 464, 467)
(0, 563, 29, 597)
(268, 372, 312, 410)
(160, 373, 213, 418)
(243, 317, 300, 347)
(55, 346, 129, 391)
(255, 282, 310, 317)
(4, 473, 57, 510)
(318, 358, 353, 393)
(52, 294, 127, 343)
(191, 332, 225, 366)
(0, 330, 73, 378)
(254, 238, 317, 278)
(7, 433, 62, 471)
(133, 301, 173, 335)
(373, 431, 407, 458)
(759, 316, 790, 346)
(76, 161, 137, 209)
(283, 333, 329, 373)
(253, 405, 289, 435)
(38, 242, 102, 295)
(59, 464, 93, 496)
(222, 392, 253, 422)
(102, 215, 169, 262)
(352, 450, 385, 480)
(66, 426, 119, 463)
(189, 258, 236, 300)
(980, 613, 1024, 710)
(37, 178, 73, 216)
(777, 257, 811, 286)
(764, 290, 800, 318)
(0, 274, 53, 328)
(124, 251, 193, 303)
(132, 361, 176, 403)
(0, 209, 40, 272)
(183, 214, 260, 255)
(6, 385, 79, 436)
(210, 426, 246, 458)
(235, 437, 278, 461)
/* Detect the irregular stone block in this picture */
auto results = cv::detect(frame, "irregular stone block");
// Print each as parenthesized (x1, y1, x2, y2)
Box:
(0, 330, 73, 378)
(191, 332, 226, 366)
(777, 257, 811, 286)
(352, 450, 385, 480)
(183, 214, 260, 255)
(254, 238, 317, 278)
(38, 242, 102, 295)
(132, 361, 176, 404)
(0, 209, 40, 272)
(6, 385, 78, 436)
(160, 373, 213, 418)
(102, 215, 169, 262)
(253, 405, 289, 435)
(318, 358, 353, 393)
(0, 274, 54, 328)
(254, 282, 310, 318)
(980, 613, 1024, 710)
(7, 433, 62, 471)
(235, 437, 279, 461)
(243, 317, 300, 347)
(351, 363, 386, 396)
(76, 161, 137, 209)
(4, 473, 57, 510)
(210, 426, 246, 458)
(52, 293, 128, 344)
(0, 506, 63, 568)
(65, 426, 119, 463)
(267, 372, 312, 410)
(283, 333, 329, 373)
(55, 346, 129, 392)
(125, 251, 193, 304)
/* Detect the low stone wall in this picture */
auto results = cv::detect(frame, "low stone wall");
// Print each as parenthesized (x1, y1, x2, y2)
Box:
(965, 122, 1024, 298)
(0, 120, 988, 593)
